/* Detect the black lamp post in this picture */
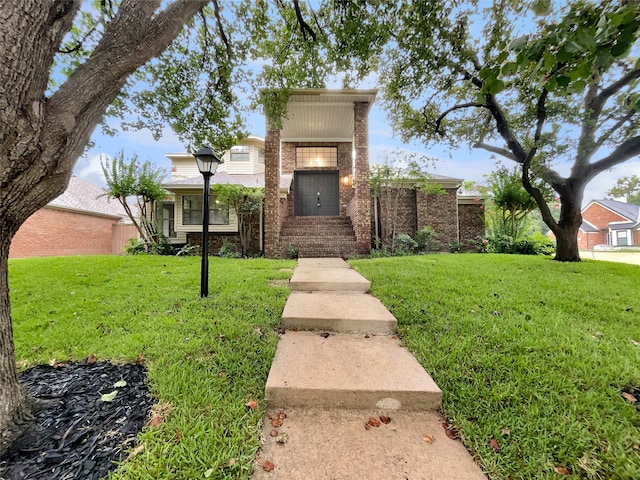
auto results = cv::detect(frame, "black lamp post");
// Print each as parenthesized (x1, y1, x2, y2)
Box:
(194, 147, 222, 298)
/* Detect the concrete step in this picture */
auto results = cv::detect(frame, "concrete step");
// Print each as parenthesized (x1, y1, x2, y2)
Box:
(282, 291, 397, 334)
(252, 409, 486, 480)
(265, 332, 442, 411)
(289, 266, 370, 291)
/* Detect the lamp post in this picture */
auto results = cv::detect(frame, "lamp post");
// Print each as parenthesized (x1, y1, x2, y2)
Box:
(194, 147, 222, 298)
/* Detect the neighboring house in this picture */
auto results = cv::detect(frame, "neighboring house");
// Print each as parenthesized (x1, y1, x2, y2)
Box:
(10, 176, 138, 258)
(162, 89, 486, 258)
(578, 199, 640, 250)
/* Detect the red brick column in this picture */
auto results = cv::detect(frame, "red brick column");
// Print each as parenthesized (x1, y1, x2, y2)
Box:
(264, 128, 282, 258)
(353, 102, 372, 253)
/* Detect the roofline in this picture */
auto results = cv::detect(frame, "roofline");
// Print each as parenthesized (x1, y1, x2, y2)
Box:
(45, 204, 124, 220)
(584, 199, 635, 221)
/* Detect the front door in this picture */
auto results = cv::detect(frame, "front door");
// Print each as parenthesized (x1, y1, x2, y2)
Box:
(294, 171, 340, 216)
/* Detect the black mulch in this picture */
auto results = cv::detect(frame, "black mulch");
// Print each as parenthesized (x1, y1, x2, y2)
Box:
(0, 361, 154, 480)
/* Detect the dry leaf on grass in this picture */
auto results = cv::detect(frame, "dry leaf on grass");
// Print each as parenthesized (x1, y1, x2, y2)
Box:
(442, 422, 459, 440)
(489, 438, 500, 452)
(622, 392, 637, 403)
(245, 400, 257, 410)
(149, 415, 163, 427)
(554, 465, 571, 475)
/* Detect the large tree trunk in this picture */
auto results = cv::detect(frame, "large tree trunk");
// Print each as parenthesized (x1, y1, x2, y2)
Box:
(0, 226, 35, 454)
(551, 188, 584, 262)
(0, 0, 209, 453)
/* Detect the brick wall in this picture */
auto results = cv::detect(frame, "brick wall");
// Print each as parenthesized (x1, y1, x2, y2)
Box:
(9, 207, 122, 258)
(582, 203, 627, 228)
(458, 203, 486, 246)
(353, 102, 372, 252)
(372, 187, 418, 241)
(264, 128, 281, 258)
(577, 230, 607, 250)
(416, 189, 459, 245)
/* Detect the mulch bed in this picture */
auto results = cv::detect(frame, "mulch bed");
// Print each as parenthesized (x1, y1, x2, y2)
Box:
(0, 361, 153, 480)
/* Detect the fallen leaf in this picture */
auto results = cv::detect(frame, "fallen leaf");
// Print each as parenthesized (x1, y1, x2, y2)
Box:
(270, 430, 278, 437)
(379, 415, 391, 424)
(423, 434, 434, 444)
(136, 353, 146, 365)
(263, 461, 275, 472)
(364, 423, 372, 430)
(100, 390, 118, 402)
(204, 467, 215, 478)
(489, 438, 500, 452)
(622, 392, 637, 403)
(275, 432, 289, 444)
(149, 415, 163, 427)
(269, 411, 286, 427)
(391, 335, 398, 340)
(500, 427, 511, 437)
(246, 400, 257, 410)
(113, 379, 127, 388)
(554, 465, 571, 475)
(86, 354, 97, 364)
(442, 422, 459, 440)
(367, 417, 381, 428)
(173, 430, 182, 443)
(226, 458, 236, 467)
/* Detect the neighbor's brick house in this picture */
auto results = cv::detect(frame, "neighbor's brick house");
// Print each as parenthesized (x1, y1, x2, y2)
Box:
(10, 176, 138, 258)
(578, 199, 640, 250)
(161, 89, 486, 258)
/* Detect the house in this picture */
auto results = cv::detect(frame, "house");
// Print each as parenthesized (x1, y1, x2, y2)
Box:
(578, 199, 640, 250)
(161, 89, 486, 258)
(9, 176, 138, 258)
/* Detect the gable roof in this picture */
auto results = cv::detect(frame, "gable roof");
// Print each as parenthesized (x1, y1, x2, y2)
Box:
(595, 199, 640, 222)
(48, 176, 129, 219)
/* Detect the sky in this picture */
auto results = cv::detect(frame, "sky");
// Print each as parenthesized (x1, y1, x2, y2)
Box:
(75, 97, 640, 207)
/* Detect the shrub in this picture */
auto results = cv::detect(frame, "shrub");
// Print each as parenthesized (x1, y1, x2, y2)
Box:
(394, 233, 417, 254)
(448, 241, 462, 253)
(287, 244, 299, 259)
(470, 236, 489, 253)
(176, 244, 197, 256)
(124, 238, 147, 255)
(150, 234, 175, 256)
(514, 232, 556, 255)
(487, 234, 515, 254)
(415, 227, 440, 252)
(219, 240, 240, 258)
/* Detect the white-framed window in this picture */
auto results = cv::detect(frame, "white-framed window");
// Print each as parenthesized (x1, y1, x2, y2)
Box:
(615, 230, 629, 246)
(230, 145, 250, 161)
(258, 147, 265, 164)
(182, 195, 229, 225)
(296, 146, 338, 167)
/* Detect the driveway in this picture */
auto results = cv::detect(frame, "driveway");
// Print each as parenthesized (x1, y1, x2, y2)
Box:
(580, 251, 640, 266)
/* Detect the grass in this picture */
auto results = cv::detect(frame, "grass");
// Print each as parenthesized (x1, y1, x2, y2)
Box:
(9, 255, 295, 480)
(349, 254, 640, 479)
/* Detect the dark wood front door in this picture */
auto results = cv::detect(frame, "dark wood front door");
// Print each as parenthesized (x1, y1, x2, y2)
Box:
(294, 171, 340, 216)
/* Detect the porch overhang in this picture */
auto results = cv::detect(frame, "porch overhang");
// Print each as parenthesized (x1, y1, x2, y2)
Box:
(280, 89, 377, 142)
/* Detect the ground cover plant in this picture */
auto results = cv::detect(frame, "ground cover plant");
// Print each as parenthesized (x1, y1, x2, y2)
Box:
(7, 255, 294, 479)
(350, 255, 640, 479)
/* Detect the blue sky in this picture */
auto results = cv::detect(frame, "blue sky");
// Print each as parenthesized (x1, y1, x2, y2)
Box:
(75, 96, 640, 206)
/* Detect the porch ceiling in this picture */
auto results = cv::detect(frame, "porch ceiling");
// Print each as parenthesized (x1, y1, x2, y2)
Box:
(280, 89, 377, 142)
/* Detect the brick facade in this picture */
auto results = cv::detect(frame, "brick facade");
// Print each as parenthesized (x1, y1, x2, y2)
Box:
(264, 127, 281, 258)
(417, 189, 459, 245)
(582, 203, 627, 227)
(352, 102, 372, 251)
(9, 207, 129, 258)
(458, 202, 486, 246)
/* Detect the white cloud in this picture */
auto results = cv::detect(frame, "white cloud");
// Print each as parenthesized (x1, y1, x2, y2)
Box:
(74, 153, 111, 188)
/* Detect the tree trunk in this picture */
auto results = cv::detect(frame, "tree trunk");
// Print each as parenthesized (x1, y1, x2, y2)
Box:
(0, 226, 35, 455)
(552, 189, 583, 262)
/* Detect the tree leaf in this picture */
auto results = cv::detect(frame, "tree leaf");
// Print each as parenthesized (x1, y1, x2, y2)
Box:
(204, 467, 215, 477)
(489, 438, 500, 452)
(113, 379, 127, 388)
(100, 390, 118, 402)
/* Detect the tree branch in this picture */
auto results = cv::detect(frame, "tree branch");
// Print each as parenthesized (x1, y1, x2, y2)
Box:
(293, 0, 316, 41)
(522, 158, 559, 233)
(472, 141, 517, 160)
(588, 135, 640, 179)
(595, 110, 636, 149)
(212, 0, 231, 59)
(434, 102, 486, 136)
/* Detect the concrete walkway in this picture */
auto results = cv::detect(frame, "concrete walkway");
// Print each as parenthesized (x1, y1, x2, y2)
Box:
(252, 258, 486, 479)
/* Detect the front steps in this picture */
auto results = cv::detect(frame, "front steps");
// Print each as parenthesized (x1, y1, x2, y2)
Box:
(279, 215, 364, 258)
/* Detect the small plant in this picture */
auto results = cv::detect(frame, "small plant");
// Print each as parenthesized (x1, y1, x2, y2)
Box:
(448, 241, 462, 253)
(470, 236, 489, 253)
(514, 232, 556, 255)
(176, 244, 197, 256)
(394, 233, 418, 255)
(124, 238, 147, 255)
(219, 240, 240, 258)
(286, 244, 299, 259)
(415, 226, 440, 252)
(151, 234, 175, 256)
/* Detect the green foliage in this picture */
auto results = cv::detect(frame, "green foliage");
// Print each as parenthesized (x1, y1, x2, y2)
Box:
(394, 233, 417, 254)
(9, 255, 294, 479)
(175, 244, 197, 257)
(607, 174, 640, 205)
(350, 255, 640, 480)
(101, 150, 167, 252)
(286, 244, 299, 260)
(218, 240, 240, 258)
(124, 238, 146, 256)
(213, 185, 263, 257)
(514, 231, 556, 255)
(414, 227, 440, 253)
(150, 234, 175, 256)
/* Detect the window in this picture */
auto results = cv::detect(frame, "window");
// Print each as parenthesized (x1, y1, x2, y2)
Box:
(616, 230, 629, 246)
(258, 147, 265, 164)
(296, 146, 338, 167)
(182, 195, 229, 225)
(230, 145, 250, 161)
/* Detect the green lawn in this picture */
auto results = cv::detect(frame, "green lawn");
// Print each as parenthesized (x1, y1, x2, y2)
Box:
(9, 254, 640, 479)
(9, 255, 295, 480)
(350, 254, 640, 480)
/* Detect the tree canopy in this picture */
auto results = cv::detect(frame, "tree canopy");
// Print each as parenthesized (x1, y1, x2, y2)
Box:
(607, 174, 640, 204)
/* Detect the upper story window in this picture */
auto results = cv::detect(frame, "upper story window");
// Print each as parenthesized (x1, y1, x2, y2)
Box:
(230, 145, 250, 162)
(182, 195, 229, 225)
(258, 147, 265, 164)
(296, 146, 337, 168)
